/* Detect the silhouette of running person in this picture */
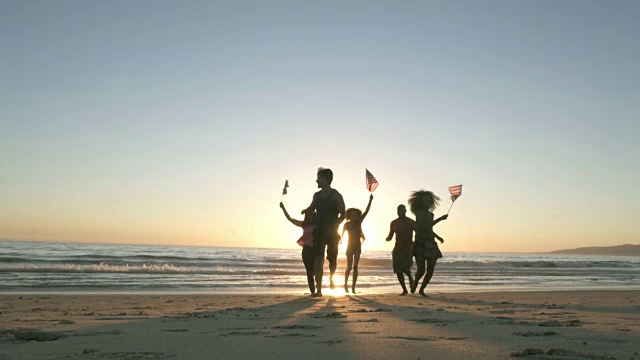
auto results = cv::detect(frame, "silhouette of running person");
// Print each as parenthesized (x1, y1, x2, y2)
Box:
(408, 190, 448, 296)
(341, 193, 373, 294)
(303, 168, 345, 297)
(280, 202, 316, 295)
(385, 204, 415, 295)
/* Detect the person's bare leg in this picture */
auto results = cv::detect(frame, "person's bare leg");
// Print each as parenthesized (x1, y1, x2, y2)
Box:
(329, 256, 337, 290)
(396, 273, 408, 295)
(328, 241, 338, 290)
(351, 252, 360, 294)
(313, 256, 324, 297)
(412, 254, 425, 294)
(344, 254, 353, 293)
(405, 269, 413, 295)
(419, 258, 437, 296)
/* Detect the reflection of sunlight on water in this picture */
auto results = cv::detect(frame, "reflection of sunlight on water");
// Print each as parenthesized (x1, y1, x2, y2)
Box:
(324, 287, 348, 297)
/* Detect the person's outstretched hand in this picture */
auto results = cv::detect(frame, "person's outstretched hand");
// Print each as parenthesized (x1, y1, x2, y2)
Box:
(442, 214, 449, 220)
(279, 202, 284, 209)
(370, 193, 374, 200)
(438, 238, 445, 244)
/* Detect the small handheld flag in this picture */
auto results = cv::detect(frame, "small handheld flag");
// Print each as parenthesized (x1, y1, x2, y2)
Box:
(447, 184, 463, 214)
(365, 169, 379, 192)
(280, 180, 289, 202)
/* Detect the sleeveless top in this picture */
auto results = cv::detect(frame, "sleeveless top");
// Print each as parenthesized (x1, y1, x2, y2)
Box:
(315, 189, 339, 229)
(297, 226, 314, 247)
(414, 209, 435, 243)
(344, 220, 364, 252)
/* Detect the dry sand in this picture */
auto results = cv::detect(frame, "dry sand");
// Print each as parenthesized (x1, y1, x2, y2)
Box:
(1, 290, 638, 359)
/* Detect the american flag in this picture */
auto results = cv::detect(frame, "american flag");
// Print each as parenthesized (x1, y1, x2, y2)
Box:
(365, 169, 378, 192)
(282, 180, 289, 195)
(448, 184, 462, 202)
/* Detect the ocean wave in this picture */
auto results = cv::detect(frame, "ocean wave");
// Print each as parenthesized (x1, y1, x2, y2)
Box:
(439, 260, 636, 269)
(0, 264, 311, 276)
(63, 254, 220, 262)
(0, 257, 33, 263)
(0, 256, 394, 269)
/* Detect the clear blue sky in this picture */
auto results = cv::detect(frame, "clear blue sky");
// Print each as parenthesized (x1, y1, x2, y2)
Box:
(2, 0, 639, 252)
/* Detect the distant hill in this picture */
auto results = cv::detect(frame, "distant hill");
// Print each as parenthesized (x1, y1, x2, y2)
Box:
(548, 244, 640, 256)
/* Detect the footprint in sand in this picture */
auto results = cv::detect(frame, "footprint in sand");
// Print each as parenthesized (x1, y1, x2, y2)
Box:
(85, 351, 174, 359)
(1, 329, 65, 342)
(537, 320, 582, 327)
(348, 308, 391, 313)
(310, 312, 346, 319)
(73, 329, 122, 337)
(490, 309, 515, 314)
(272, 325, 322, 330)
(511, 348, 615, 359)
(513, 331, 558, 337)
(313, 340, 342, 345)
(162, 329, 190, 333)
(413, 318, 456, 325)
(385, 336, 438, 342)
(266, 333, 317, 338)
(353, 318, 378, 323)
(219, 330, 270, 337)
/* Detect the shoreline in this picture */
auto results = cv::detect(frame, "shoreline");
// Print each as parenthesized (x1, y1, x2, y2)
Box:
(2, 285, 640, 296)
(1, 290, 638, 359)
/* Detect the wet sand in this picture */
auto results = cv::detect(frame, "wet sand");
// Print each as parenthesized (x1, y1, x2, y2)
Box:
(1, 290, 638, 359)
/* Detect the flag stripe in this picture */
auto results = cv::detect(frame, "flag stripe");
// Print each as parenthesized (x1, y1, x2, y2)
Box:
(448, 185, 462, 196)
(365, 169, 379, 192)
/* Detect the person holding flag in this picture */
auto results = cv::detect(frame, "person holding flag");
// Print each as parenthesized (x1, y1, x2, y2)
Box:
(279, 202, 317, 295)
(341, 193, 373, 294)
(339, 169, 378, 293)
(278, 179, 318, 295)
(408, 190, 448, 296)
(303, 168, 345, 297)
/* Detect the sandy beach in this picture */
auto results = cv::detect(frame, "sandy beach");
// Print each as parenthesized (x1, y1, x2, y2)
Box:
(0, 290, 638, 359)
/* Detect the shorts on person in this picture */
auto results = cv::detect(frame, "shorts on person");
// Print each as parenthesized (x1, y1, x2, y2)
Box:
(392, 245, 413, 273)
(412, 240, 443, 260)
(313, 226, 340, 262)
(346, 244, 361, 257)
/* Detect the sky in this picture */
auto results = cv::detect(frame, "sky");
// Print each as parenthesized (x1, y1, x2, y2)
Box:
(1, 0, 639, 253)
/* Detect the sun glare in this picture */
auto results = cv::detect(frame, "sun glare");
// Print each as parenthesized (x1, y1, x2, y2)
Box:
(324, 286, 348, 297)
(339, 220, 377, 252)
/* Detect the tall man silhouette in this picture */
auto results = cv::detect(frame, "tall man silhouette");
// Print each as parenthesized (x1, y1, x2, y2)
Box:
(386, 204, 415, 295)
(304, 168, 345, 297)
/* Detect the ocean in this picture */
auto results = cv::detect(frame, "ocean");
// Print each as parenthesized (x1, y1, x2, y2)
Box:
(1, 240, 639, 294)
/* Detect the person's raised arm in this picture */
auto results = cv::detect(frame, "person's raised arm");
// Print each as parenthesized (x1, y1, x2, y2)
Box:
(385, 222, 394, 241)
(360, 193, 374, 220)
(433, 214, 449, 226)
(280, 202, 303, 227)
